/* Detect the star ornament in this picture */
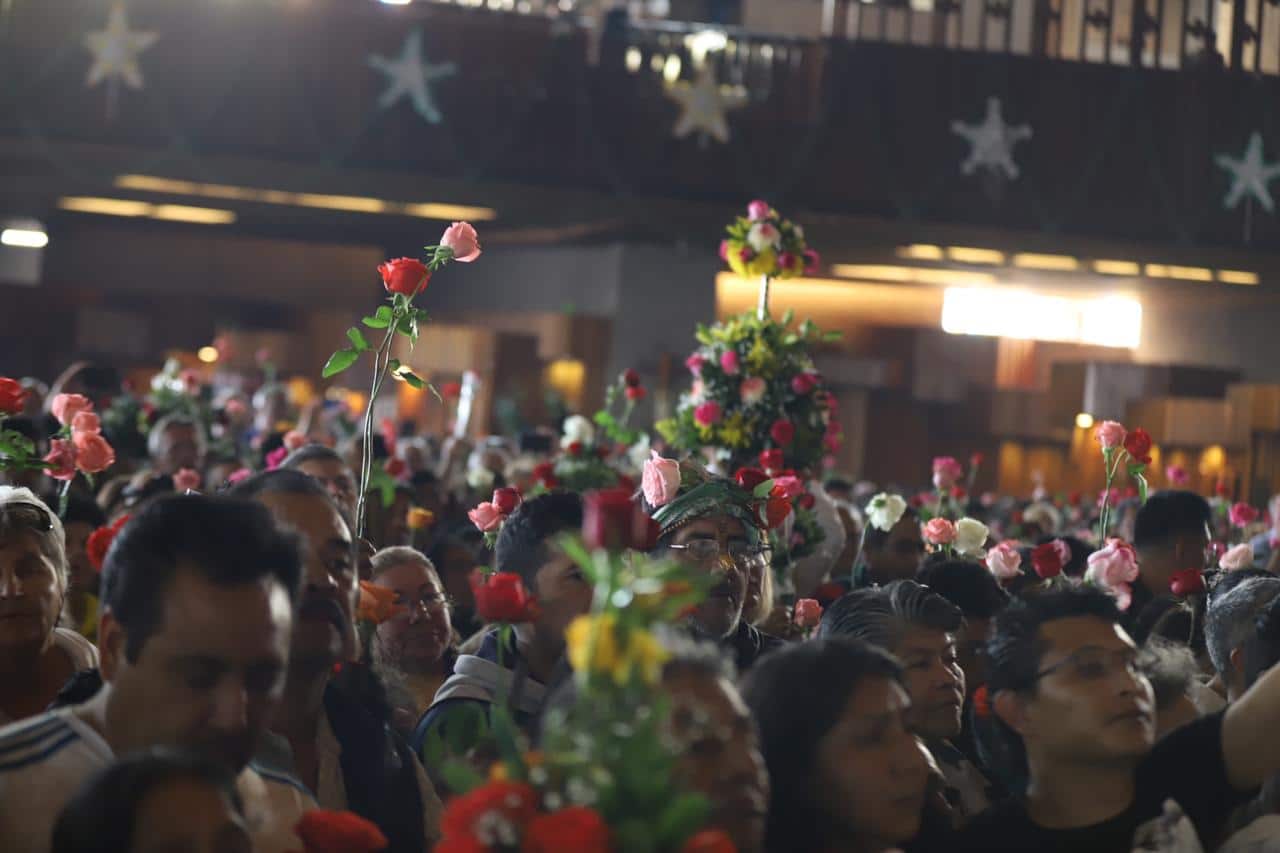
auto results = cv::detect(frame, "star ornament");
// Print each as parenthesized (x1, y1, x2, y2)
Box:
(84, 3, 159, 90)
(951, 97, 1033, 181)
(1216, 132, 1280, 213)
(368, 30, 457, 125)
(667, 64, 747, 147)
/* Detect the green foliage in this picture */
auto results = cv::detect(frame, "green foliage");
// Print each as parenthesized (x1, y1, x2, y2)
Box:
(322, 349, 359, 378)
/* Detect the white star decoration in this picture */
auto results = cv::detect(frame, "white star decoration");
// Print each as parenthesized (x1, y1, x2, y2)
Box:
(1216, 132, 1280, 213)
(84, 3, 158, 90)
(951, 97, 1033, 181)
(667, 64, 746, 147)
(368, 30, 457, 125)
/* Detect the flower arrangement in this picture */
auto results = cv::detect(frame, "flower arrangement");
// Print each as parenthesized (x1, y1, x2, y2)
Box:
(1093, 420, 1151, 542)
(43, 394, 118, 513)
(720, 200, 818, 283)
(432, 489, 735, 852)
(922, 516, 989, 559)
(321, 223, 480, 536)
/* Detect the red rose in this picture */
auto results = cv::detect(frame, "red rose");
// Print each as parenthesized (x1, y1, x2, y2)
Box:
(1068, 491, 1082, 506)
(793, 598, 823, 629)
(625, 386, 647, 402)
(294, 809, 389, 853)
(759, 449, 785, 473)
(622, 369, 642, 388)
(533, 461, 559, 488)
(377, 257, 430, 298)
(383, 457, 407, 480)
(1217, 483, 1230, 497)
(441, 382, 462, 401)
(470, 572, 538, 623)
(0, 377, 27, 416)
(799, 493, 816, 510)
(43, 439, 77, 482)
(1123, 428, 1153, 465)
(769, 419, 795, 447)
(790, 372, 818, 396)
(440, 781, 538, 846)
(970, 452, 985, 468)
(522, 807, 611, 853)
(583, 488, 656, 551)
(681, 829, 737, 853)
(1031, 540, 1069, 580)
(1169, 568, 1207, 598)
(951, 486, 967, 500)
(596, 445, 611, 460)
(492, 487, 521, 516)
(762, 490, 793, 529)
(568, 442, 584, 458)
(86, 515, 130, 573)
(734, 467, 770, 493)
(813, 581, 846, 606)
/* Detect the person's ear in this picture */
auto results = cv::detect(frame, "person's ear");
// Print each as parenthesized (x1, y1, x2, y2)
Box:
(97, 609, 125, 682)
(1230, 646, 1245, 680)
(993, 689, 1031, 736)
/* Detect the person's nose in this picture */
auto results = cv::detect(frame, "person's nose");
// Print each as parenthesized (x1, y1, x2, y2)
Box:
(209, 680, 249, 731)
(0, 568, 22, 597)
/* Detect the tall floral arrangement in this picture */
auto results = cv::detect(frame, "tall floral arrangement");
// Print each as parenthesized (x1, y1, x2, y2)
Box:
(322, 223, 481, 536)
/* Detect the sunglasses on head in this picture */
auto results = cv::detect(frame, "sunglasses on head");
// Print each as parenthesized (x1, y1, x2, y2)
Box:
(0, 502, 54, 535)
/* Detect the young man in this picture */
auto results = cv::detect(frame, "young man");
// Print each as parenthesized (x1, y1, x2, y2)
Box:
(820, 581, 991, 822)
(414, 491, 591, 752)
(1129, 491, 1212, 628)
(0, 495, 311, 853)
(231, 469, 442, 850)
(959, 585, 1280, 852)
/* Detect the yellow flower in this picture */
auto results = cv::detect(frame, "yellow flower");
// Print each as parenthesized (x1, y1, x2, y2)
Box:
(621, 628, 669, 686)
(407, 507, 435, 531)
(565, 614, 669, 686)
(746, 336, 773, 374)
(744, 248, 778, 278)
(718, 413, 749, 449)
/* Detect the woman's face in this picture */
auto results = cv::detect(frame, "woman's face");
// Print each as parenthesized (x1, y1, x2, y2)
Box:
(0, 529, 63, 655)
(813, 677, 930, 850)
(130, 777, 250, 853)
(373, 559, 453, 672)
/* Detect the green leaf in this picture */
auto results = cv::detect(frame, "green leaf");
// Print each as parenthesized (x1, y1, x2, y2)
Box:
(782, 309, 796, 326)
(822, 330, 844, 342)
(402, 370, 425, 390)
(387, 358, 401, 373)
(392, 293, 409, 313)
(361, 306, 392, 329)
(322, 348, 359, 378)
(753, 479, 775, 499)
(439, 761, 485, 797)
(346, 327, 370, 352)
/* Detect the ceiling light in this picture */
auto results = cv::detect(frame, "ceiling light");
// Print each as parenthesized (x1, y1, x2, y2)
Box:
(197, 346, 220, 363)
(1218, 269, 1260, 285)
(896, 244, 944, 261)
(1093, 259, 1141, 276)
(1013, 252, 1079, 271)
(1164, 265, 1213, 282)
(830, 264, 915, 282)
(1, 228, 48, 248)
(941, 287, 1141, 349)
(1075, 412, 1095, 430)
(947, 246, 1005, 265)
(59, 196, 236, 225)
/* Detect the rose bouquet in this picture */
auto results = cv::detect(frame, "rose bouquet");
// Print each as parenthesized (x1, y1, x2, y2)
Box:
(720, 199, 817, 283)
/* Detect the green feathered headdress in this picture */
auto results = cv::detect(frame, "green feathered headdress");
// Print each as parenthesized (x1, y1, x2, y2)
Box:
(648, 460, 767, 545)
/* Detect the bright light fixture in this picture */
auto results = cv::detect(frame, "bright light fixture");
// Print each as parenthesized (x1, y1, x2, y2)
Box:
(1164, 265, 1213, 282)
(1218, 269, 1260, 286)
(831, 264, 998, 287)
(896, 244, 945, 261)
(1075, 412, 1095, 430)
(197, 346, 220, 364)
(685, 29, 728, 63)
(378, 0, 412, 4)
(1093, 259, 1140, 276)
(947, 246, 1005, 265)
(941, 287, 1141, 349)
(113, 175, 497, 222)
(1, 228, 48, 248)
(59, 196, 236, 225)
(1014, 253, 1079, 271)
(830, 264, 915, 282)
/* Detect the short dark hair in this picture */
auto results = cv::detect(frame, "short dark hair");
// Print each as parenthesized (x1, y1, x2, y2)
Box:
(741, 638, 904, 853)
(1244, 595, 1280, 689)
(228, 467, 339, 507)
(62, 494, 106, 530)
(1133, 491, 1211, 551)
(863, 505, 919, 552)
(51, 748, 241, 853)
(282, 444, 348, 470)
(915, 559, 1008, 621)
(101, 495, 302, 662)
(817, 580, 964, 651)
(493, 491, 583, 589)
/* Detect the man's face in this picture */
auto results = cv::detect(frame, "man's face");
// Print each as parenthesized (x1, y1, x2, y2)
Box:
(64, 521, 97, 596)
(531, 549, 593, 655)
(256, 491, 356, 669)
(865, 516, 925, 585)
(1012, 616, 1155, 768)
(664, 669, 769, 853)
(155, 425, 201, 475)
(293, 458, 358, 522)
(0, 529, 63, 654)
(100, 567, 292, 772)
(668, 516, 752, 640)
(895, 625, 965, 741)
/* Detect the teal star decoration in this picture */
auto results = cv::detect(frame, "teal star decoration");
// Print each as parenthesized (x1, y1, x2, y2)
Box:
(368, 30, 457, 125)
(1216, 132, 1280, 213)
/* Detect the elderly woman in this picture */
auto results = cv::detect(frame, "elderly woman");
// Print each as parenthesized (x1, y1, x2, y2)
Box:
(0, 487, 98, 724)
(368, 546, 457, 734)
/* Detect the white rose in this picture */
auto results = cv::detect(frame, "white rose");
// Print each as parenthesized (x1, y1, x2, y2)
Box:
(561, 414, 595, 449)
(954, 517, 991, 557)
(627, 434, 652, 473)
(746, 222, 781, 253)
(466, 466, 495, 491)
(866, 493, 907, 533)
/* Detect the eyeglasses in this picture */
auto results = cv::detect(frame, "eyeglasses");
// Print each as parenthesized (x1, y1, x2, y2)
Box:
(0, 502, 53, 535)
(397, 590, 456, 612)
(668, 540, 769, 565)
(1035, 646, 1142, 683)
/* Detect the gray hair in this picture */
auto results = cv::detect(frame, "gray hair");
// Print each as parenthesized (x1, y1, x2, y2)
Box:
(1140, 636, 1200, 711)
(1205, 577, 1280, 676)
(0, 487, 67, 587)
(370, 546, 439, 581)
(147, 414, 207, 461)
(817, 579, 964, 651)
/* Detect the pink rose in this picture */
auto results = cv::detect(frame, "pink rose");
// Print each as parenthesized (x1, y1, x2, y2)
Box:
(224, 397, 248, 418)
(1165, 465, 1189, 486)
(694, 402, 723, 428)
(1230, 502, 1260, 528)
(43, 439, 77, 481)
(283, 430, 307, 451)
(803, 249, 821, 273)
(179, 369, 203, 395)
(70, 411, 101, 435)
(73, 431, 115, 474)
(923, 518, 957, 545)
(718, 240, 730, 261)
(791, 373, 818, 395)
(50, 394, 93, 427)
(1220, 543, 1255, 572)
(440, 221, 481, 263)
(173, 468, 202, 492)
(265, 446, 288, 470)
(226, 468, 252, 485)
(642, 451, 682, 509)
(740, 377, 767, 406)
(690, 379, 706, 402)
(986, 541, 1024, 581)
(1086, 538, 1140, 611)
(932, 456, 964, 490)
(720, 351, 740, 376)
(1094, 420, 1126, 450)
(468, 501, 504, 533)
(793, 598, 823, 629)
(685, 353, 706, 377)
(772, 475, 804, 500)
(747, 200, 771, 221)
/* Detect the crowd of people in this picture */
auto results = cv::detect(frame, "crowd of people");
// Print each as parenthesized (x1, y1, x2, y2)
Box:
(3, 350, 1280, 853)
